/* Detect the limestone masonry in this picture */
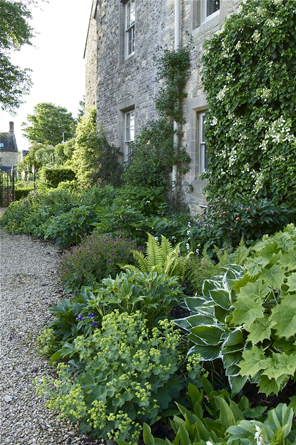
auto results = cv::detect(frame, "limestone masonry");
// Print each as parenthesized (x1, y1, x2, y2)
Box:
(85, 0, 242, 212)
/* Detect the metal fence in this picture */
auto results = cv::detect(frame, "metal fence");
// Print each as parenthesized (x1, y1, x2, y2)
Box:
(0, 169, 15, 207)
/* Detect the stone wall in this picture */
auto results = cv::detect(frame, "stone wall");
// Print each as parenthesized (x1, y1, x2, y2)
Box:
(85, 0, 98, 109)
(85, 0, 243, 212)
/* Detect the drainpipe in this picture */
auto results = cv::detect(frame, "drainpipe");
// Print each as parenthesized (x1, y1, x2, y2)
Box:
(172, 0, 180, 193)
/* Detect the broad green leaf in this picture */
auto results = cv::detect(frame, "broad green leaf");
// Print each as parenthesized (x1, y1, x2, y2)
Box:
(238, 346, 266, 377)
(231, 294, 264, 329)
(286, 274, 296, 292)
(271, 304, 296, 339)
(210, 289, 231, 310)
(247, 317, 275, 345)
(184, 296, 208, 312)
(190, 325, 224, 345)
(228, 375, 248, 395)
(143, 423, 156, 445)
(247, 257, 270, 277)
(223, 328, 243, 347)
(186, 314, 216, 327)
(276, 250, 296, 272)
(178, 423, 192, 445)
(187, 344, 222, 361)
(223, 351, 243, 368)
(263, 352, 296, 380)
(217, 397, 236, 430)
(258, 375, 281, 396)
(260, 264, 286, 289)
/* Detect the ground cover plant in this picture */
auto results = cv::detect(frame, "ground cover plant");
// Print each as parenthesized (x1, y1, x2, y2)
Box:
(36, 311, 202, 443)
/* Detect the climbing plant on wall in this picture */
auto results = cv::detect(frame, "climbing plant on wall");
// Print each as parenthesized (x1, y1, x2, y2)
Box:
(123, 46, 191, 194)
(201, 0, 296, 207)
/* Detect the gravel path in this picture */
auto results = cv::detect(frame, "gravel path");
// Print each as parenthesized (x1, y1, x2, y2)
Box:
(0, 209, 101, 445)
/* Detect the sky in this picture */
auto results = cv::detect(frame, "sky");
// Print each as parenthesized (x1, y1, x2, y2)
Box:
(0, 0, 93, 151)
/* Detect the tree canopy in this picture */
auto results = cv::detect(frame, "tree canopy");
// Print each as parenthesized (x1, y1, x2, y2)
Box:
(22, 102, 76, 146)
(0, 0, 33, 111)
(201, 0, 296, 206)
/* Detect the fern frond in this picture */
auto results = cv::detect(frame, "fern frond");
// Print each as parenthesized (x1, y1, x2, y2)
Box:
(160, 235, 174, 262)
(121, 264, 141, 274)
(146, 233, 162, 270)
(132, 250, 150, 273)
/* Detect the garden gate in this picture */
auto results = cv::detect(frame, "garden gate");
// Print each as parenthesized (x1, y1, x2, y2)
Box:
(0, 169, 15, 207)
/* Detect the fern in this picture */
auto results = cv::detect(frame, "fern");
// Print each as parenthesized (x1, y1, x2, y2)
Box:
(121, 232, 187, 281)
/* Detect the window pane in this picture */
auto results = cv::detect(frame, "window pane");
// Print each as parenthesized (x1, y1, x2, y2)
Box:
(207, 0, 220, 17)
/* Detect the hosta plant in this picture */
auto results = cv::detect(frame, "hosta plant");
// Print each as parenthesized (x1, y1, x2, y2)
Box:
(175, 264, 247, 394)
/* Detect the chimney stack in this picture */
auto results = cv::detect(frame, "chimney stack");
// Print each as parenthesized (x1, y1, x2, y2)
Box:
(9, 121, 14, 133)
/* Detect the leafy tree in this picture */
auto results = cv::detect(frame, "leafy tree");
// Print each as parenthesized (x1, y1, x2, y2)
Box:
(72, 108, 123, 188)
(0, 0, 33, 111)
(22, 102, 76, 146)
(201, 0, 296, 207)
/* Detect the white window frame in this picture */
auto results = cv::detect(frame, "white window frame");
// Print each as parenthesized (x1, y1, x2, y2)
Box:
(124, 109, 135, 161)
(201, 0, 220, 24)
(125, 0, 135, 58)
(199, 112, 208, 173)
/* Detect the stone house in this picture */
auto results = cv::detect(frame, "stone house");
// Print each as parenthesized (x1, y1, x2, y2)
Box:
(84, 0, 242, 213)
(0, 122, 18, 172)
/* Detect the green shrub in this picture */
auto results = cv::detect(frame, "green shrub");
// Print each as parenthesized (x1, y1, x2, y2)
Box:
(113, 185, 168, 216)
(74, 269, 185, 329)
(199, 195, 294, 250)
(201, 0, 296, 207)
(36, 312, 184, 443)
(15, 188, 34, 200)
(45, 205, 98, 248)
(40, 167, 76, 188)
(57, 232, 139, 292)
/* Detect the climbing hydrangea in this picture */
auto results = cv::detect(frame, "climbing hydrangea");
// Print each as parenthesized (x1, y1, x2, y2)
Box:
(201, 0, 296, 207)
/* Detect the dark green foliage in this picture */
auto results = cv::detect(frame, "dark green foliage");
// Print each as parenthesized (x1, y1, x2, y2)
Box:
(15, 188, 34, 201)
(113, 185, 168, 216)
(91, 140, 124, 188)
(0, 185, 116, 245)
(57, 232, 139, 292)
(156, 45, 191, 124)
(142, 381, 296, 445)
(201, 0, 296, 207)
(124, 46, 191, 192)
(45, 206, 98, 248)
(199, 195, 294, 251)
(72, 109, 123, 188)
(123, 118, 177, 188)
(40, 167, 76, 188)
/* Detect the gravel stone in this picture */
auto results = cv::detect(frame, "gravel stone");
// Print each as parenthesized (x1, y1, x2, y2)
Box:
(0, 209, 102, 445)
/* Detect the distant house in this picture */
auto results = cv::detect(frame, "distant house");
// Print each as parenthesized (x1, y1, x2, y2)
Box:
(0, 122, 18, 172)
(84, 0, 242, 212)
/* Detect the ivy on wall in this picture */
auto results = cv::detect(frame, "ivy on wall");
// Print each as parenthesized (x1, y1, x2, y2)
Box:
(201, 0, 296, 206)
